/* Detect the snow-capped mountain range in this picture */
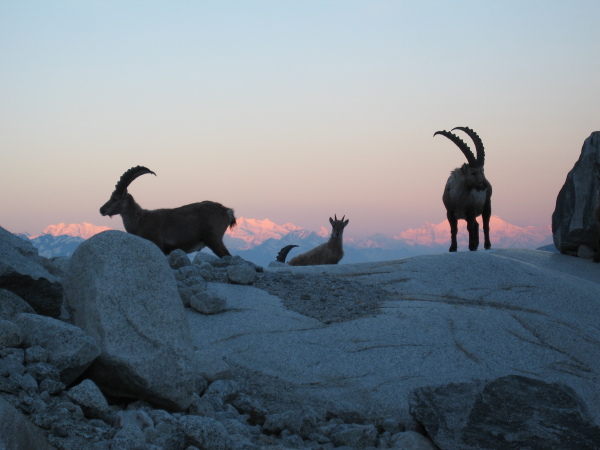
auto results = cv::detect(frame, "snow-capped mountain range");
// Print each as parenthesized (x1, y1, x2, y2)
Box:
(28, 222, 112, 240)
(20, 216, 553, 264)
(392, 216, 552, 249)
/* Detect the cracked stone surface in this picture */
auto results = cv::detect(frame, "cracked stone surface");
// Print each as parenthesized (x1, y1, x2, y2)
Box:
(188, 249, 600, 424)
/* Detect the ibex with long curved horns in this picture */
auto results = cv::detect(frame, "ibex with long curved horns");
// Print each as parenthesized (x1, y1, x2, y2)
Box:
(99, 166, 236, 256)
(276, 215, 349, 265)
(434, 127, 492, 252)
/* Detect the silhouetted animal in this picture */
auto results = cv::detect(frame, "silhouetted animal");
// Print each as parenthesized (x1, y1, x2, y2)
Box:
(434, 127, 492, 252)
(277, 215, 349, 265)
(99, 166, 236, 256)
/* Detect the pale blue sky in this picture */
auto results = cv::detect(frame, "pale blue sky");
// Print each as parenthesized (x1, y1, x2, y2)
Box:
(1, 1, 598, 238)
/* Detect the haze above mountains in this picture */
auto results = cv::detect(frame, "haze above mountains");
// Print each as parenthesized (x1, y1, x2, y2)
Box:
(19, 216, 553, 266)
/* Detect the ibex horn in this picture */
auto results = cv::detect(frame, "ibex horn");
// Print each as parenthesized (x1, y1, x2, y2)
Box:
(114, 166, 156, 194)
(434, 130, 478, 167)
(452, 127, 485, 167)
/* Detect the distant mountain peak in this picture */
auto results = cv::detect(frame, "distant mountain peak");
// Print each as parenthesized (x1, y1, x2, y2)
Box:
(225, 217, 304, 249)
(394, 215, 551, 247)
(33, 222, 112, 240)
(24, 216, 552, 264)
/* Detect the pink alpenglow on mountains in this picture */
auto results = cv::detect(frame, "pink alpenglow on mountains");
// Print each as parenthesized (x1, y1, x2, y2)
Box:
(394, 216, 552, 248)
(35, 222, 113, 240)
(225, 217, 304, 249)
(27, 216, 552, 252)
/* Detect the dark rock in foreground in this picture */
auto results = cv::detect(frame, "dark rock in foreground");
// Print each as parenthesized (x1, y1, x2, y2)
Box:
(0, 397, 54, 450)
(552, 131, 600, 256)
(0, 227, 63, 317)
(410, 375, 600, 450)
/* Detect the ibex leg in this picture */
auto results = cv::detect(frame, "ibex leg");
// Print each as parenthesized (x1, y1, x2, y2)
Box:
(467, 218, 479, 251)
(206, 237, 231, 258)
(482, 202, 492, 250)
(447, 212, 458, 252)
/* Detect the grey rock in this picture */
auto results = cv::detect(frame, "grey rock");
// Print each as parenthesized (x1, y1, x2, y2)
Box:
(0, 319, 22, 348)
(179, 415, 233, 450)
(67, 379, 111, 420)
(192, 252, 219, 265)
(389, 431, 438, 450)
(14, 313, 100, 385)
(194, 373, 208, 395)
(207, 254, 233, 268)
(0, 348, 25, 374)
(409, 375, 600, 450)
(0, 288, 35, 320)
(145, 409, 184, 450)
(64, 230, 195, 411)
(15, 372, 39, 395)
(190, 291, 226, 315)
(268, 260, 287, 268)
(39, 378, 65, 395)
(282, 433, 305, 448)
(381, 417, 403, 435)
(262, 407, 322, 438)
(203, 379, 240, 404)
(0, 374, 21, 395)
(110, 434, 156, 450)
(24, 345, 49, 364)
(178, 281, 207, 308)
(220, 417, 254, 438)
(187, 249, 600, 428)
(552, 131, 600, 254)
(188, 393, 218, 417)
(578, 244, 596, 259)
(168, 249, 191, 270)
(115, 409, 154, 430)
(193, 351, 232, 382)
(326, 423, 378, 448)
(0, 396, 54, 449)
(232, 393, 267, 418)
(174, 265, 207, 287)
(0, 227, 63, 317)
(49, 256, 71, 275)
(25, 362, 61, 384)
(227, 263, 257, 285)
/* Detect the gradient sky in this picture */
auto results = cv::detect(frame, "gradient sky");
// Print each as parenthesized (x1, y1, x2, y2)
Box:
(1, 1, 599, 239)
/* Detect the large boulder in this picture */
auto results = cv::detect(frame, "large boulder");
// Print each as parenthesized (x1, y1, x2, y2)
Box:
(552, 131, 600, 255)
(0, 397, 54, 450)
(409, 375, 600, 450)
(0, 227, 63, 317)
(0, 288, 36, 319)
(64, 230, 195, 411)
(14, 313, 100, 385)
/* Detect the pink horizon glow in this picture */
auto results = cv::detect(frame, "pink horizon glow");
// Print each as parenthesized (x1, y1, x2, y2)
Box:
(1, 2, 597, 239)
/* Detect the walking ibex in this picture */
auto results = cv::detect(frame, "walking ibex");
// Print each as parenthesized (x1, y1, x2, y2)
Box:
(100, 166, 236, 256)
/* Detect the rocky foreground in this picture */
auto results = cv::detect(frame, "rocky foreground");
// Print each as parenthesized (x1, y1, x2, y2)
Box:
(1, 226, 600, 449)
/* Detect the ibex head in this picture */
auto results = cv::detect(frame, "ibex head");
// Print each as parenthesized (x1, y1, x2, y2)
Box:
(435, 126, 487, 190)
(99, 166, 156, 217)
(329, 215, 349, 239)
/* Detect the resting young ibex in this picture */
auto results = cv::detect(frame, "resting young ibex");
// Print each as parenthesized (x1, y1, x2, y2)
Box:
(276, 215, 349, 266)
(434, 127, 492, 252)
(99, 166, 236, 256)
